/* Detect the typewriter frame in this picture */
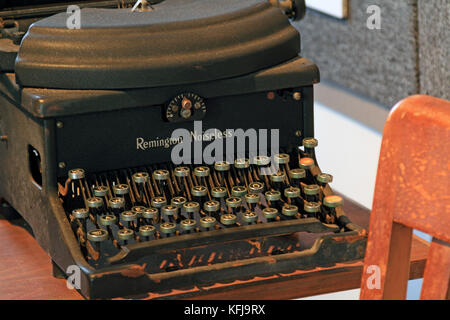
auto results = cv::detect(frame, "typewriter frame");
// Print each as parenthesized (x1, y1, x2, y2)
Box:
(0, 55, 367, 299)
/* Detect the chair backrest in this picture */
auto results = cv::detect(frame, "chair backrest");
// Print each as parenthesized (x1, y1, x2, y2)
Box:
(360, 95, 450, 300)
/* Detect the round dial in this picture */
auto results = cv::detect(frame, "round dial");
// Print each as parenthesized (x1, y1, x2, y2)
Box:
(166, 93, 206, 122)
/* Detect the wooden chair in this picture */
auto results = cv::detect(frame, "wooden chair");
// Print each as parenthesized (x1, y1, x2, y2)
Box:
(360, 95, 450, 300)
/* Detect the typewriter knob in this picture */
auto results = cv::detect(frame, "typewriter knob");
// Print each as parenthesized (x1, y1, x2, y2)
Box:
(161, 205, 178, 216)
(68, 168, 85, 180)
(87, 229, 108, 242)
(87, 197, 103, 208)
(100, 214, 117, 226)
(253, 155, 271, 166)
(194, 166, 210, 177)
(160, 222, 177, 234)
(180, 219, 197, 231)
(117, 228, 134, 241)
(263, 207, 278, 219)
(303, 184, 320, 196)
(265, 190, 281, 201)
(270, 171, 286, 183)
(131, 206, 146, 217)
(204, 200, 220, 212)
(143, 207, 158, 219)
(153, 169, 170, 181)
(113, 184, 130, 195)
(231, 186, 247, 197)
(226, 197, 242, 208)
(171, 196, 187, 208)
(151, 196, 167, 208)
(183, 201, 200, 213)
(248, 181, 265, 194)
(174, 166, 190, 177)
(139, 225, 156, 237)
(274, 153, 290, 164)
(289, 168, 306, 179)
(121, 210, 138, 222)
(214, 161, 231, 172)
(167, 93, 206, 123)
(200, 216, 217, 229)
(282, 205, 298, 217)
(220, 214, 237, 226)
(243, 212, 258, 224)
(303, 137, 318, 149)
(245, 193, 260, 204)
(323, 195, 344, 208)
(284, 187, 301, 198)
(109, 197, 125, 209)
(234, 158, 250, 169)
(191, 186, 208, 197)
(317, 173, 333, 185)
(132, 172, 149, 184)
(93, 185, 109, 197)
(299, 157, 315, 170)
(304, 201, 321, 214)
(72, 208, 89, 219)
(211, 187, 227, 198)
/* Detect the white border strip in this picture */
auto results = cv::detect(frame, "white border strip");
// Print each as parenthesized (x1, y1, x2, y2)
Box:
(305, 0, 348, 19)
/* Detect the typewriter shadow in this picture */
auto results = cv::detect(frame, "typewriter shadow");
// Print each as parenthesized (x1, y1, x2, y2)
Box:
(0, 203, 34, 237)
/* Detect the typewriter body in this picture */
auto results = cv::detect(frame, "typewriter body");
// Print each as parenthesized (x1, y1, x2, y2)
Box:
(0, 0, 366, 299)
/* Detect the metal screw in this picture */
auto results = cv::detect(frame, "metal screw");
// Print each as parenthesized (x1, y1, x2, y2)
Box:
(56, 121, 64, 129)
(293, 92, 302, 101)
(58, 162, 66, 169)
(295, 130, 302, 137)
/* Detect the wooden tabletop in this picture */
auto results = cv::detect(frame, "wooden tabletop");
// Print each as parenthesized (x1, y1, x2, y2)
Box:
(0, 197, 429, 300)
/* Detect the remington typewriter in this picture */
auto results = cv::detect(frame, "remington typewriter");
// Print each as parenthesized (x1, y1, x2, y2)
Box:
(0, 0, 367, 299)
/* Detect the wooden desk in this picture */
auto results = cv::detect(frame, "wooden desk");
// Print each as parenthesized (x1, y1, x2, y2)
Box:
(0, 197, 429, 300)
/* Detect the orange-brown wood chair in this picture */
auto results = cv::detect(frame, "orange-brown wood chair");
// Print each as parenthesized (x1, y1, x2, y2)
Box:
(360, 95, 450, 300)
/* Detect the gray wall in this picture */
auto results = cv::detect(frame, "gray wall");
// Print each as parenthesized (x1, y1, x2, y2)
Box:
(294, 0, 449, 108)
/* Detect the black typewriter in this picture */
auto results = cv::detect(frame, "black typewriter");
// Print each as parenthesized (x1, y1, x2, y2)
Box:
(0, 0, 367, 299)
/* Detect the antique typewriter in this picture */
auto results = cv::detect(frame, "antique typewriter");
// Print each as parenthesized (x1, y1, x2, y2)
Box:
(0, 0, 367, 299)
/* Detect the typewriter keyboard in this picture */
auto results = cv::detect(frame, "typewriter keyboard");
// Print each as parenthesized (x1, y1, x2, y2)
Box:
(58, 138, 344, 268)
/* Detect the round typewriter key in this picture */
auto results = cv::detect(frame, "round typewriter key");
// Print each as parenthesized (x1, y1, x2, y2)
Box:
(161, 205, 178, 216)
(131, 206, 146, 217)
(220, 214, 237, 226)
(214, 161, 230, 172)
(113, 184, 129, 195)
(68, 168, 85, 180)
(274, 153, 290, 164)
(100, 214, 117, 226)
(234, 158, 250, 169)
(317, 173, 333, 185)
(284, 187, 301, 198)
(194, 166, 210, 177)
(200, 216, 217, 229)
(304, 202, 321, 214)
(245, 193, 260, 204)
(248, 181, 264, 194)
(231, 186, 247, 197)
(171, 196, 187, 208)
(151, 196, 167, 208)
(191, 186, 208, 197)
(180, 219, 197, 231)
(139, 225, 156, 237)
(121, 210, 138, 222)
(143, 207, 158, 219)
(93, 185, 109, 197)
(109, 197, 125, 209)
(72, 208, 89, 219)
(226, 197, 242, 208)
(132, 172, 149, 184)
(174, 166, 190, 177)
(253, 155, 270, 166)
(303, 137, 318, 149)
(263, 207, 278, 219)
(183, 201, 200, 213)
(282, 205, 298, 217)
(160, 222, 177, 234)
(323, 195, 344, 208)
(265, 190, 281, 201)
(117, 228, 134, 241)
(243, 212, 258, 224)
(87, 197, 103, 208)
(211, 187, 227, 198)
(270, 171, 286, 183)
(289, 168, 306, 179)
(153, 169, 170, 181)
(87, 229, 108, 242)
(303, 184, 320, 196)
(299, 157, 315, 170)
(204, 200, 220, 213)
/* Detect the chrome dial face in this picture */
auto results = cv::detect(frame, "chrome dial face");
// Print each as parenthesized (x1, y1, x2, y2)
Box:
(166, 93, 206, 123)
